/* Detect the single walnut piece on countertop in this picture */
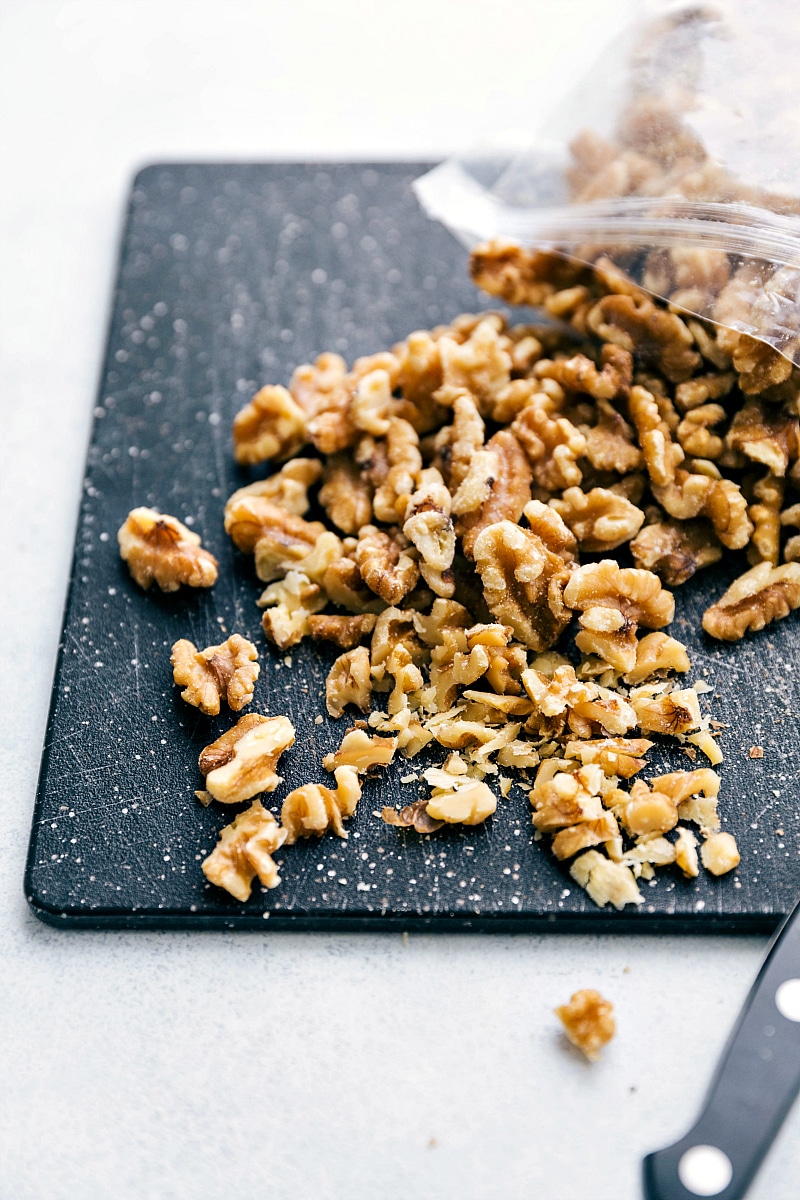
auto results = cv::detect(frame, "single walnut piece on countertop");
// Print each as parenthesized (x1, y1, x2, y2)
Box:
(555, 989, 615, 1061)
(232, 384, 307, 464)
(171, 634, 259, 715)
(199, 713, 296, 803)
(281, 765, 362, 842)
(201, 800, 287, 901)
(700, 831, 741, 876)
(118, 507, 218, 592)
(702, 562, 800, 641)
(323, 727, 397, 772)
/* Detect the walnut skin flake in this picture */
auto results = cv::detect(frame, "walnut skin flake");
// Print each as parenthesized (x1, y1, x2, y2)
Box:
(171, 634, 259, 715)
(199, 714, 296, 804)
(381, 799, 444, 834)
(201, 801, 287, 901)
(281, 765, 362, 843)
(118, 507, 218, 592)
(555, 990, 615, 1061)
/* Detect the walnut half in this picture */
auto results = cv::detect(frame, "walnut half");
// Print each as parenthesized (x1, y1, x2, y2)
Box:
(201, 800, 287, 901)
(199, 714, 296, 803)
(171, 634, 259, 715)
(118, 507, 218, 592)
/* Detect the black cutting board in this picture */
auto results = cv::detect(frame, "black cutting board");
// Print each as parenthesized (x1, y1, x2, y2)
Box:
(25, 163, 800, 932)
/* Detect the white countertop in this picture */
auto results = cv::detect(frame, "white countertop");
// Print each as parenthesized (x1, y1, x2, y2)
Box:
(1, 3, 797, 1197)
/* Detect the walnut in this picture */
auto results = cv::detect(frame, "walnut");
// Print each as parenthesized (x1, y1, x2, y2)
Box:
(370, 608, 425, 686)
(723, 332, 793, 396)
(428, 635, 491, 711)
(522, 500, 577, 562)
(323, 727, 397, 772)
(570, 850, 643, 910)
(281, 765, 362, 843)
(171, 634, 259, 715)
(199, 714, 295, 803)
(372, 418, 423, 523)
(224, 492, 322, 561)
(629, 686, 702, 735)
(201, 801, 287, 901)
(530, 763, 605, 832)
(673, 826, 699, 878)
(551, 486, 644, 552)
(511, 393, 587, 491)
(232, 385, 307, 464)
(470, 240, 591, 307)
(677, 404, 726, 460)
(701, 562, 800, 641)
(675, 371, 736, 413)
(574, 603, 638, 674)
(652, 468, 713, 521)
(564, 738, 653, 779)
(616, 779, 678, 837)
(726, 400, 799, 477)
(622, 632, 690, 684)
(322, 548, 385, 615)
(307, 613, 378, 649)
(587, 294, 700, 382)
(403, 467, 455, 596)
(349, 367, 397, 435)
(700, 832, 740, 876)
(629, 518, 722, 585)
(289, 351, 347, 415)
(628, 385, 684, 487)
(473, 521, 572, 652)
(436, 392, 485, 490)
(259, 571, 326, 649)
(651, 769, 721, 833)
(535, 344, 632, 402)
(781, 503, 800, 565)
(582, 397, 643, 474)
(454, 430, 532, 558)
(354, 525, 419, 605)
(319, 454, 373, 534)
(564, 561, 675, 628)
(551, 812, 620, 861)
(555, 989, 615, 1061)
(326, 646, 372, 718)
(425, 778, 497, 826)
(118, 507, 218, 592)
(435, 316, 512, 413)
(381, 799, 444, 833)
(747, 473, 785, 567)
(223, 461, 322, 528)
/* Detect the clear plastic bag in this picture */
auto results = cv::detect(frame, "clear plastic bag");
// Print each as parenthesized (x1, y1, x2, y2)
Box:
(414, 0, 800, 365)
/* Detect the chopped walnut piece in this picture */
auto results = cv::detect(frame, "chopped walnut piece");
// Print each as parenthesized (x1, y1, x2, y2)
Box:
(323, 727, 397, 772)
(473, 521, 572, 652)
(232, 385, 307, 464)
(403, 467, 455, 596)
(582, 396, 643, 474)
(437, 392, 486, 491)
(723, 332, 793, 396)
(629, 518, 722, 585)
(259, 571, 326, 649)
(372, 417, 423, 524)
(702, 562, 800, 641)
(649, 769, 721, 833)
(199, 714, 296, 803)
(675, 371, 736, 413)
(118, 507, 218, 592)
(537, 344, 632, 401)
(622, 632, 690, 684)
(223, 460, 322, 526)
(281, 765, 362, 843)
(677, 404, 726, 461)
(322, 546, 385, 615)
(749, 745, 764, 760)
(728, 400, 798, 479)
(436, 316, 512, 413)
(564, 561, 674, 628)
(700, 832, 741, 876)
(570, 850, 643, 910)
(201, 801, 287, 901)
(629, 686, 702, 735)
(354, 525, 419, 605)
(307, 613, 378, 649)
(673, 826, 699, 878)
(455, 431, 532, 559)
(617, 779, 678, 837)
(171, 634, 259, 715)
(381, 799, 445, 834)
(326, 646, 373, 718)
(551, 812, 620, 860)
(511, 393, 587, 491)
(551, 486, 644, 553)
(319, 453, 373, 534)
(555, 989, 615, 1061)
(224, 493, 325, 562)
(522, 500, 577, 562)
(564, 738, 653, 779)
(425, 778, 497, 826)
(470, 241, 591, 308)
(523, 666, 637, 739)
(530, 762, 605, 832)
(628, 384, 684, 486)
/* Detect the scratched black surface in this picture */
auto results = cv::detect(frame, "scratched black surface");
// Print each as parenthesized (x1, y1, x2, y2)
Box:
(25, 163, 800, 932)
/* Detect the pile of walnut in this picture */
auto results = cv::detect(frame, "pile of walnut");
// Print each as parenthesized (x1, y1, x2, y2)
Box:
(118, 253, 800, 907)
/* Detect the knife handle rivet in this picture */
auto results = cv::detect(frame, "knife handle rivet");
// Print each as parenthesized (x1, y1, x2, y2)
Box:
(678, 1145, 733, 1196)
(775, 978, 800, 1022)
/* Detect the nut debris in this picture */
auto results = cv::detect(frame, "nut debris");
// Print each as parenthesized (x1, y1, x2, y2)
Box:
(555, 989, 615, 1061)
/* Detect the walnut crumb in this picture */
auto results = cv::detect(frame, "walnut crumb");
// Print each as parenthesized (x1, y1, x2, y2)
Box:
(749, 745, 764, 759)
(555, 989, 615, 1061)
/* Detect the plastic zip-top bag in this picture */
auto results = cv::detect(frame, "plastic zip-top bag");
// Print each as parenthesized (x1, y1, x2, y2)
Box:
(415, 0, 800, 367)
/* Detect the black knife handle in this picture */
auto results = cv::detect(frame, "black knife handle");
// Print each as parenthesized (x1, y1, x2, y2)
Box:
(643, 896, 800, 1200)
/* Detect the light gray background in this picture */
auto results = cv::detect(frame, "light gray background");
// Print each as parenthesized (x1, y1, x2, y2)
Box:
(1, 2, 797, 1198)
